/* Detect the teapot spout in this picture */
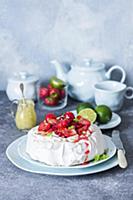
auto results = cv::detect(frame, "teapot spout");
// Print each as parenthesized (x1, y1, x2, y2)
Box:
(50, 60, 67, 82)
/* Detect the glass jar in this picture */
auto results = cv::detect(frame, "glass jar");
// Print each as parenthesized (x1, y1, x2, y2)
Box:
(11, 99, 37, 130)
(37, 80, 68, 111)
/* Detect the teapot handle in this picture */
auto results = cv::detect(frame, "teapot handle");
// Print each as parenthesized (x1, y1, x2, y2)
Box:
(10, 99, 18, 119)
(125, 87, 133, 99)
(106, 65, 126, 83)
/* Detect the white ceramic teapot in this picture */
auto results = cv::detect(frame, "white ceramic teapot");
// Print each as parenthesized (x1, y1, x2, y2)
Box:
(6, 71, 39, 101)
(51, 59, 126, 102)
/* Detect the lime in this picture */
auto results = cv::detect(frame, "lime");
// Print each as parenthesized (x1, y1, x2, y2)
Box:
(95, 105, 112, 124)
(50, 76, 66, 89)
(78, 108, 97, 123)
(76, 102, 94, 114)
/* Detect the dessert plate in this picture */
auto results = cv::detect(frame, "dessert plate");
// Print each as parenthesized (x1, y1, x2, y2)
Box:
(17, 135, 116, 169)
(71, 110, 121, 130)
(6, 136, 118, 176)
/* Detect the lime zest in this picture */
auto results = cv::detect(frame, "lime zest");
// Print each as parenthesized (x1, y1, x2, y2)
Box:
(47, 132, 53, 137)
(73, 118, 79, 122)
(68, 125, 75, 130)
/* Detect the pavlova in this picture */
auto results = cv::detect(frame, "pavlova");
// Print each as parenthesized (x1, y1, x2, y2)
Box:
(26, 112, 105, 166)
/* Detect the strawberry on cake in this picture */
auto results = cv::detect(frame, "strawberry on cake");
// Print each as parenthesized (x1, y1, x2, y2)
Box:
(26, 112, 105, 166)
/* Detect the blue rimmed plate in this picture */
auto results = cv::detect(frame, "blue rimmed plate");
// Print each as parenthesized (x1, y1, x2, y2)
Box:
(6, 136, 118, 176)
(17, 135, 116, 169)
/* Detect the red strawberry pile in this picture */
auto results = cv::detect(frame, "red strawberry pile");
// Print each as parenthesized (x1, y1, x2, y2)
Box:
(38, 112, 92, 140)
(39, 83, 66, 107)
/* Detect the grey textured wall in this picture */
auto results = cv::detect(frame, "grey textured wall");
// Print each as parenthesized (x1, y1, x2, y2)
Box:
(1, 0, 133, 90)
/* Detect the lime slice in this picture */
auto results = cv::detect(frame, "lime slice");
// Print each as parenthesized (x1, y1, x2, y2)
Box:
(76, 102, 94, 114)
(95, 105, 112, 124)
(50, 76, 66, 89)
(78, 108, 97, 123)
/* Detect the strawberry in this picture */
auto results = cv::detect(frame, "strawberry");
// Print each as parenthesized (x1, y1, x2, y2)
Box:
(39, 87, 49, 99)
(60, 89, 66, 99)
(67, 129, 77, 137)
(80, 135, 88, 141)
(49, 88, 60, 98)
(47, 128, 54, 133)
(58, 116, 65, 121)
(77, 115, 82, 120)
(55, 127, 76, 138)
(51, 124, 58, 131)
(57, 119, 70, 128)
(77, 125, 89, 135)
(78, 118, 91, 127)
(44, 96, 58, 106)
(47, 84, 53, 89)
(50, 93, 59, 101)
(38, 121, 51, 132)
(64, 112, 75, 122)
(74, 122, 83, 129)
(62, 119, 70, 127)
(45, 113, 57, 124)
(56, 131, 65, 138)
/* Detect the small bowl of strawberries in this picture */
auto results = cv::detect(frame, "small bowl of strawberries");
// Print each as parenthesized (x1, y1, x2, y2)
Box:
(37, 77, 68, 110)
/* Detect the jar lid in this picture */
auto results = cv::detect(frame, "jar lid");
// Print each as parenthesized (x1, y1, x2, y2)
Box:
(8, 71, 39, 83)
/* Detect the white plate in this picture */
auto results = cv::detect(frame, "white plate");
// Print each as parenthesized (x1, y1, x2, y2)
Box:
(17, 135, 116, 169)
(6, 136, 118, 176)
(71, 110, 121, 130)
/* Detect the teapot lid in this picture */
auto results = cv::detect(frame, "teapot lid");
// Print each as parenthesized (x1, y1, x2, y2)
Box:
(73, 59, 105, 71)
(8, 71, 39, 83)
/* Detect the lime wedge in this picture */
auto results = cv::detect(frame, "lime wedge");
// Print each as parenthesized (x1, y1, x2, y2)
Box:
(50, 76, 66, 89)
(78, 108, 97, 123)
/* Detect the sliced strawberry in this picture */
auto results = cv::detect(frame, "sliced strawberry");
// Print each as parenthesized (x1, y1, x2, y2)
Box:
(85, 150, 90, 154)
(38, 122, 45, 132)
(57, 119, 70, 128)
(38, 121, 51, 132)
(58, 115, 65, 121)
(78, 118, 91, 127)
(47, 128, 54, 133)
(79, 135, 88, 140)
(73, 122, 83, 129)
(67, 129, 77, 137)
(55, 127, 66, 136)
(55, 128, 65, 136)
(88, 127, 93, 134)
(57, 132, 65, 138)
(76, 116, 91, 127)
(45, 113, 57, 124)
(64, 112, 75, 122)
(56, 122, 63, 129)
(56, 127, 77, 138)
(77, 115, 82, 120)
(77, 125, 89, 135)
(44, 96, 58, 106)
(39, 87, 49, 99)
